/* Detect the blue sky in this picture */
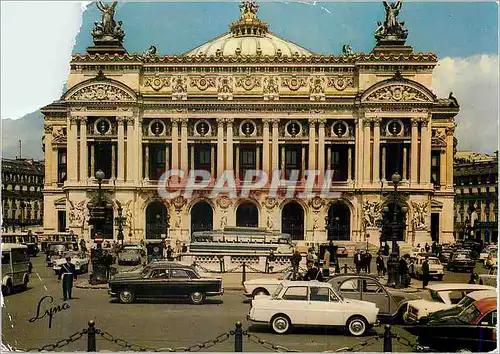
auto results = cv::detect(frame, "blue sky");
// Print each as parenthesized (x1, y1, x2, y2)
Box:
(73, 2, 498, 58)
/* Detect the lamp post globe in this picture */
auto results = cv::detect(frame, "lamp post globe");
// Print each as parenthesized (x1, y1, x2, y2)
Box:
(95, 169, 105, 182)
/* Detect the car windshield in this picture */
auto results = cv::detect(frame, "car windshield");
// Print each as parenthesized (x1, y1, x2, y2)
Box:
(140, 265, 152, 276)
(428, 259, 440, 264)
(457, 295, 475, 309)
(454, 254, 467, 260)
(429, 290, 445, 303)
(273, 284, 284, 299)
(50, 244, 68, 253)
(458, 304, 481, 324)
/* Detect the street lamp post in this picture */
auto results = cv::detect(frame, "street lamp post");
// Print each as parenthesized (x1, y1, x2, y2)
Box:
(115, 205, 125, 246)
(386, 171, 405, 288)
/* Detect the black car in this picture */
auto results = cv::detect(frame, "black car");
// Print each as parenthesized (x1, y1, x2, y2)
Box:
(108, 262, 223, 304)
(438, 251, 452, 264)
(447, 253, 476, 272)
(407, 298, 497, 352)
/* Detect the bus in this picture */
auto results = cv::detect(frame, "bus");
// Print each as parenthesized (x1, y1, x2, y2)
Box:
(2, 243, 30, 295)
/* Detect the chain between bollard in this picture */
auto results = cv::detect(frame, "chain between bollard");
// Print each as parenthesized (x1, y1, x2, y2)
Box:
(244, 332, 300, 352)
(97, 328, 233, 352)
(25, 329, 88, 352)
(394, 334, 437, 352)
(333, 333, 381, 352)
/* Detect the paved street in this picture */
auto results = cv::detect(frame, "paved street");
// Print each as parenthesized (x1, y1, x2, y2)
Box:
(1, 256, 485, 352)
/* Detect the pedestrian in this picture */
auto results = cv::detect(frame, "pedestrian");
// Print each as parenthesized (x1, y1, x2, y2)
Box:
(376, 253, 386, 276)
(307, 248, 316, 263)
(399, 256, 409, 288)
(322, 247, 331, 277)
(384, 243, 390, 256)
(360, 250, 367, 273)
(303, 260, 324, 281)
(366, 251, 372, 274)
(354, 249, 362, 274)
(425, 243, 430, 253)
(468, 272, 479, 284)
(181, 243, 188, 253)
(421, 256, 430, 289)
(166, 245, 174, 261)
(267, 250, 276, 273)
(290, 249, 302, 280)
(58, 256, 77, 301)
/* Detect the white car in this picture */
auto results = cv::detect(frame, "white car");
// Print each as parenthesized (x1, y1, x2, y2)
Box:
(53, 252, 90, 274)
(412, 256, 444, 281)
(484, 249, 498, 268)
(247, 281, 379, 336)
(403, 283, 494, 323)
(479, 266, 497, 287)
(243, 271, 294, 298)
(479, 245, 497, 261)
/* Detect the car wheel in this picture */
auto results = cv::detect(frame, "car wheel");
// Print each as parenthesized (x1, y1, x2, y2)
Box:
(2, 281, 13, 296)
(190, 291, 206, 305)
(402, 312, 414, 325)
(118, 289, 135, 304)
(456, 349, 471, 353)
(271, 314, 291, 334)
(346, 316, 368, 336)
(252, 288, 269, 298)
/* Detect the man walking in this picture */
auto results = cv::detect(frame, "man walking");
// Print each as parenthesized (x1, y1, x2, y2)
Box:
(421, 256, 430, 289)
(398, 256, 409, 288)
(290, 249, 302, 280)
(322, 247, 331, 277)
(58, 256, 78, 301)
(354, 250, 362, 274)
(376, 253, 386, 276)
(303, 261, 324, 281)
(366, 251, 372, 274)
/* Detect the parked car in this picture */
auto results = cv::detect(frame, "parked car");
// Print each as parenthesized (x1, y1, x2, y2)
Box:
(479, 245, 497, 262)
(412, 255, 444, 280)
(122, 244, 146, 257)
(52, 251, 90, 274)
(419, 289, 497, 325)
(247, 281, 379, 336)
(447, 253, 476, 272)
(243, 271, 295, 298)
(438, 250, 453, 265)
(117, 248, 142, 266)
(479, 265, 497, 287)
(403, 283, 494, 323)
(407, 297, 497, 352)
(484, 249, 497, 268)
(108, 262, 223, 304)
(45, 241, 78, 267)
(2, 243, 30, 295)
(328, 274, 420, 323)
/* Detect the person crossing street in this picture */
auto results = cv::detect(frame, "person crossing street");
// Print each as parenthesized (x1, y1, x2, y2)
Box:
(57, 256, 78, 301)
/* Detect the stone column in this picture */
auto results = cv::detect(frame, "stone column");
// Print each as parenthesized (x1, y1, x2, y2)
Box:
(318, 118, 326, 178)
(301, 146, 306, 179)
(372, 117, 381, 184)
(79, 117, 88, 182)
(190, 145, 195, 171)
(402, 146, 408, 181)
(171, 119, 179, 170)
(363, 118, 371, 184)
(440, 149, 446, 188)
(144, 144, 149, 180)
(420, 117, 431, 185)
(68, 117, 79, 182)
(111, 144, 116, 179)
(272, 118, 280, 171)
(262, 119, 270, 176)
(280, 146, 285, 173)
(44, 126, 53, 185)
(135, 117, 143, 184)
(355, 119, 362, 186)
(165, 145, 170, 172)
(216, 118, 225, 177)
(117, 117, 125, 182)
(235, 146, 240, 180)
(126, 118, 134, 182)
(308, 118, 316, 171)
(256, 146, 261, 170)
(90, 144, 95, 179)
(410, 118, 419, 185)
(180, 117, 189, 174)
(226, 118, 234, 172)
(327, 146, 332, 170)
(445, 126, 455, 188)
(347, 146, 353, 181)
(381, 146, 386, 182)
(211, 144, 215, 177)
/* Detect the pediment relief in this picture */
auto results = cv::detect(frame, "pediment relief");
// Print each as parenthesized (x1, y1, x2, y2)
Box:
(431, 199, 443, 211)
(54, 197, 67, 206)
(364, 84, 432, 103)
(66, 83, 136, 102)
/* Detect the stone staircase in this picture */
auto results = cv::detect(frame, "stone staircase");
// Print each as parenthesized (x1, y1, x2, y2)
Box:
(299, 241, 413, 256)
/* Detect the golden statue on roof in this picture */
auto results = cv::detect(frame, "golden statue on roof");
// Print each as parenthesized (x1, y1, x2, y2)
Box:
(239, 0, 259, 21)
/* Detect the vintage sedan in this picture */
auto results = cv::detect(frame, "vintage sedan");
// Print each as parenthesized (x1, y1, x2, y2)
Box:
(419, 289, 497, 325)
(328, 274, 420, 323)
(247, 281, 379, 336)
(446, 253, 476, 272)
(479, 265, 497, 287)
(403, 283, 494, 323)
(52, 251, 90, 274)
(243, 271, 294, 298)
(438, 250, 453, 265)
(413, 256, 444, 280)
(117, 248, 142, 266)
(108, 262, 223, 304)
(408, 298, 497, 352)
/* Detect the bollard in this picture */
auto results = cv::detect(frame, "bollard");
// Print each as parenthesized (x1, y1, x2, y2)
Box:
(234, 321, 243, 352)
(383, 324, 392, 352)
(87, 320, 96, 352)
(242, 262, 247, 284)
(344, 264, 348, 274)
(265, 258, 269, 274)
(218, 256, 225, 273)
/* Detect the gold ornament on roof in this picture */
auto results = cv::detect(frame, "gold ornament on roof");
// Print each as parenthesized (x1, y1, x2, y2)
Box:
(230, 0, 269, 37)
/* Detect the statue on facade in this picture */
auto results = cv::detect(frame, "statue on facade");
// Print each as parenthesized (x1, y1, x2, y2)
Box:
(240, 0, 259, 19)
(363, 201, 383, 228)
(91, 2, 125, 44)
(374, 1, 408, 44)
(68, 200, 86, 227)
(342, 44, 353, 56)
(411, 201, 429, 231)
